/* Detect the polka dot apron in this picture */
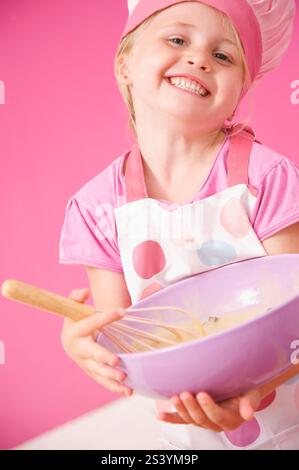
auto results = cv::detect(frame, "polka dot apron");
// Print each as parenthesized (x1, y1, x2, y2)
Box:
(114, 127, 299, 450)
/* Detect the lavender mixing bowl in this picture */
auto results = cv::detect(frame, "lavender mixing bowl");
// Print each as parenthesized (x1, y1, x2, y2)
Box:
(97, 254, 299, 401)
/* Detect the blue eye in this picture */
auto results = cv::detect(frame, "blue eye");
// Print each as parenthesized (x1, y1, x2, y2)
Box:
(214, 52, 231, 62)
(168, 37, 186, 46)
(168, 38, 232, 63)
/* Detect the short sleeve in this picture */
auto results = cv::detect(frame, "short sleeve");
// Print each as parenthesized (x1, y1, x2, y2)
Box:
(252, 158, 299, 241)
(59, 196, 123, 272)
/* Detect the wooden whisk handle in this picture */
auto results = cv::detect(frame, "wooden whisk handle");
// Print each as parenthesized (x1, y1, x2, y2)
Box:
(1, 279, 94, 321)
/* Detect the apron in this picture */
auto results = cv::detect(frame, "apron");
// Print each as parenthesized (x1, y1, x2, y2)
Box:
(113, 126, 299, 450)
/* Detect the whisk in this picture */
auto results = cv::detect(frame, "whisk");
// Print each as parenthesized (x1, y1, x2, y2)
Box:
(97, 305, 206, 353)
(1, 279, 206, 354)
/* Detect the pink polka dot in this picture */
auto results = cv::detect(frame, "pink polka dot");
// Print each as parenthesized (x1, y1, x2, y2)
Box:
(257, 390, 276, 412)
(140, 282, 164, 299)
(133, 240, 166, 279)
(220, 198, 251, 238)
(225, 418, 260, 447)
(158, 201, 179, 212)
(294, 383, 299, 411)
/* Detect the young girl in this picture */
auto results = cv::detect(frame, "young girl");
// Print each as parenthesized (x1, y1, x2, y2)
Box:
(59, 0, 299, 450)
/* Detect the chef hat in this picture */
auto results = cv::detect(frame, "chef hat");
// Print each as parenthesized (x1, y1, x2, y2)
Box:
(122, 0, 296, 87)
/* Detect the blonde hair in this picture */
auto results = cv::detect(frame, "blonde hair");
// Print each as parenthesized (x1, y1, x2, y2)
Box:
(114, 4, 254, 139)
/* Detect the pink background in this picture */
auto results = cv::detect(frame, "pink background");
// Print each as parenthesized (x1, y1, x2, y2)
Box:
(0, 0, 298, 450)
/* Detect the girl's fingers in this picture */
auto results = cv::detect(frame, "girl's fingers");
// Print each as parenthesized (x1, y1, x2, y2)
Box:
(219, 396, 240, 413)
(84, 358, 126, 383)
(81, 359, 133, 396)
(90, 372, 133, 396)
(69, 288, 90, 302)
(157, 412, 186, 424)
(64, 288, 90, 330)
(196, 393, 242, 431)
(170, 395, 193, 424)
(159, 410, 222, 431)
(62, 288, 133, 397)
(70, 308, 125, 339)
(178, 393, 223, 432)
(75, 338, 120, 367)
(239, 390, 261, 421)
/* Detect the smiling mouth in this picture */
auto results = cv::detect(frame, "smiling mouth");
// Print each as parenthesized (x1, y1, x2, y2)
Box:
(165, 77, 211, 98)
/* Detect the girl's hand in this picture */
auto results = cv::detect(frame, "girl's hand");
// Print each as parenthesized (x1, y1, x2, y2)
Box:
(61, 287, 133, 397)
(157, 390, 261, 432)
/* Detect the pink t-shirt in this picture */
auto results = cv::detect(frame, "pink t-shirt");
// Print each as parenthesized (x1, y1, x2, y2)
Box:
(59, 137, 299, 271)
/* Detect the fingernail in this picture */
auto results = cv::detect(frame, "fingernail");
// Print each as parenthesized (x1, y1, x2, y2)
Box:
(200, 395, 209, 406)
(75, 288, 85, 297)
(109, 359, 118, 367)
(180, 392, 189, 401)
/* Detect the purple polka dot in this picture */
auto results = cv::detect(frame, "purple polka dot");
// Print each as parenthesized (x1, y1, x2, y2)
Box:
(197, 240, 237, 266)
(225, 418, 261, 447)
(133, 240, 166, 279)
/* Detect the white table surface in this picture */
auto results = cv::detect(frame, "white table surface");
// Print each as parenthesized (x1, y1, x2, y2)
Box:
(14, 394, 163, 450)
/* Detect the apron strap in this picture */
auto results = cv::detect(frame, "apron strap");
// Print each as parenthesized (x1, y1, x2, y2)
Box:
(124, 143, 148, 203)
(124, 125, 260, 203)
(226, 124, 259, 197)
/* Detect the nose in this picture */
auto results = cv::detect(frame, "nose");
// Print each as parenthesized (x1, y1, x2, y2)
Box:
(186, 51, 211, 72)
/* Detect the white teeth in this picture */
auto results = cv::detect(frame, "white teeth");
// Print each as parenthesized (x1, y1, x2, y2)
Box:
(169, 77, 209, 97)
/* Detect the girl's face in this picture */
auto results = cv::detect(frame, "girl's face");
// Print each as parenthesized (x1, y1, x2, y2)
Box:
(122, 2, 245, 130)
